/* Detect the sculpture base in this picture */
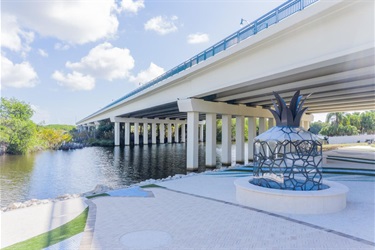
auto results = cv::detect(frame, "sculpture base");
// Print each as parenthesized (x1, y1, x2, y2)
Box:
(235, 177, 348, 214)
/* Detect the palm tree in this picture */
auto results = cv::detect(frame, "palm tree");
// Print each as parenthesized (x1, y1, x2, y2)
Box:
(325, 112, 344, 126)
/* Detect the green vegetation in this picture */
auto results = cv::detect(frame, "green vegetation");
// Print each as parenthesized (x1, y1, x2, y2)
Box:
(86, 193, 110, 199)
(0, 97, 74, 154)
(3, 208, 89, 250)
(310, 111, 375, 136)
(44, 124, 75, 131)
(140, 184, 166, 188)
(72, 120, 114, 147)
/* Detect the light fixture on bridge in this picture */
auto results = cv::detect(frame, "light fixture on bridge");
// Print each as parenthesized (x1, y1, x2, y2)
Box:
(240, 18, 249, 27)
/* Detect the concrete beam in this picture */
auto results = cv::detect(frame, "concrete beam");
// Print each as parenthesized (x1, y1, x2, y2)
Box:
(178, 98, 313, 121)
(111, 117, 187, 124)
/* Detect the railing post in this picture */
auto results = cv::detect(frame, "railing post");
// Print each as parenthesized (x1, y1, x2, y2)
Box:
(301, 0, 305, 10)
(275, 9, 279, 23)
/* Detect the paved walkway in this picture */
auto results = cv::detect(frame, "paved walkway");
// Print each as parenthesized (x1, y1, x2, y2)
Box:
(1, 198, 87, 248)
(84, 177, 374, 249)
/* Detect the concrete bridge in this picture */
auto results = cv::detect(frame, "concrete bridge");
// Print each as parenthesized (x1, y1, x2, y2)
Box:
(77, 0, 375, 170)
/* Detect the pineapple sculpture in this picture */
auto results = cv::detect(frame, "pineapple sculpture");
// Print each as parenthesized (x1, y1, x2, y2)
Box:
(251, 91, 326, 191)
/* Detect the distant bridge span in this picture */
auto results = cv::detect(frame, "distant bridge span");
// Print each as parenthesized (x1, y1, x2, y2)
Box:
(77, 0, 374, 170)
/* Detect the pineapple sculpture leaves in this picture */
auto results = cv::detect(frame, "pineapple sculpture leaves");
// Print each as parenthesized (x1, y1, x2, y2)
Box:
(268, 91, 311, 127)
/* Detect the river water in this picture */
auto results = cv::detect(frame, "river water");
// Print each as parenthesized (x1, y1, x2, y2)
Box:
(0, 144, 228, 207)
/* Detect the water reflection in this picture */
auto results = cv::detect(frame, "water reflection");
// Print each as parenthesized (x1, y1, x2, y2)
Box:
(0, 143, 213, 206)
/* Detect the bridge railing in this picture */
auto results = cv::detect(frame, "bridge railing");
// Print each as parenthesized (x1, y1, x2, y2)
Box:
(88, 0, 318, 119)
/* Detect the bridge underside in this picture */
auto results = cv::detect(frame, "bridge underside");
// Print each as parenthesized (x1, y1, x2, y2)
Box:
(115, 48, 374, 121)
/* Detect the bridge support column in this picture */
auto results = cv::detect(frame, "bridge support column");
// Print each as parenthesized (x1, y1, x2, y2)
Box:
(199, 124, 204, 142)
(268, 118, 275, 130)
(167, 122, 172, 143)
(303, 120, 309, 130)
(187, 112, 199, 170)
(248, 117, 256, 161)
(143, 122, 148, 145)
(175, 121, 180, 143)
(181, 124, 186, 143)
(206, 113, 217, 167)
(259, 117, 266, 134)
(159, 123, 165, 144)
(114, 122, 120, 146)
(134, 123, 139, 145)
(152, 122, 157, 144)
(124, 122, 130, 146)
(236, 116, 245, 164)
(221, 114, 232, 166)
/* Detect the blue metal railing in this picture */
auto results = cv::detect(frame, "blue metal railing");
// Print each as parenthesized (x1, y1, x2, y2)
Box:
(83, 0, 318, 121)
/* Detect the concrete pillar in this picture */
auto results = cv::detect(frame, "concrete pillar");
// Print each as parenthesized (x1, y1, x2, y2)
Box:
(143, 122, 148, 145)
(199, 124, 204, 142)
(159, 123, 165, 144)
(114, 122, 120, 146)
(259, 117, 266, 134)
(167, 122, 172, 143)
(124, 122, 130, 146)
(221, 114, 232, 166)
(175, 122, 180, 143)
(181, 124, 186, 143)
(303, 120, 310, 130)
(187, 112, 199, 170)
(152, 122, 157, 144)
(134, 123, 139, 145)
(248, 117, 256, 161)
(268, 118, 275, 130)
(235, 116, 245, 164)
(206, 113, 217, 167)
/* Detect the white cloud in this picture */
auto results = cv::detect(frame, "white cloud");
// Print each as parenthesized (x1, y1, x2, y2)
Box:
(66, 42, 135, 81)
(120, 0, 145, 13)
(187, 33, 209, 44)
(1, 13, 34, 53)
(144, 16, 178, 35)
(1, 55, 38, 88)
(2, 0, 119, 44)
(130, 63, 165, 85)
(54, 43, 70, 51)
(52, 70, 95, 91)
(38, 49, 48, 57)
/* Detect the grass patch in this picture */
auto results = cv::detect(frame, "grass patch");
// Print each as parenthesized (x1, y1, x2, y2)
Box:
(86, 193, 110, 199)
(140, 184, 165, 189)
(3, 207, 89, 250)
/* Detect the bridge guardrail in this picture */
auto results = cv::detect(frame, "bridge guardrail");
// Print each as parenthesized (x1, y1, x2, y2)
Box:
(85, 0, 318, 120)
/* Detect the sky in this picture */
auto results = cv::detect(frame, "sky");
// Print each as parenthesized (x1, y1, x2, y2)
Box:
(1, 0, 329, 125)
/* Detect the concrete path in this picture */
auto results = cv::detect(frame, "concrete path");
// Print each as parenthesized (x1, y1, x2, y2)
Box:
(88, 183, 374, 249)
(0, 197, 87, 248)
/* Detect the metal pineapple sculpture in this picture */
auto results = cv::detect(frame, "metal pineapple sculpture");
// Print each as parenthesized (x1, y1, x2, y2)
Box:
(251, 91, 326, 190)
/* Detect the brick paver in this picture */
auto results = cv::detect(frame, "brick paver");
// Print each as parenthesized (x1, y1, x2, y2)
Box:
(89, 188, 373, 249)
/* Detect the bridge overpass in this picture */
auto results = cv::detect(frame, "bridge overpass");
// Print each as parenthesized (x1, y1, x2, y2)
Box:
(77, 0, 375, 170)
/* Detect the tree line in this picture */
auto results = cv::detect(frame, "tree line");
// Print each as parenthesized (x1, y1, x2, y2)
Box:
(309, 111, 375, 136)
(0, 97, 75, 155)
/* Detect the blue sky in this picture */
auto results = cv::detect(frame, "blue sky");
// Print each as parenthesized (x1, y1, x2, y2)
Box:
(2, 0, 329, 125)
